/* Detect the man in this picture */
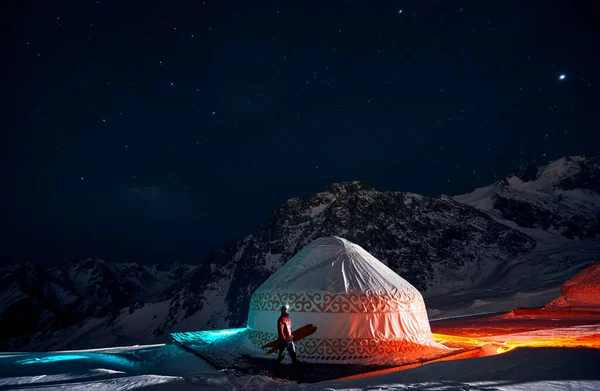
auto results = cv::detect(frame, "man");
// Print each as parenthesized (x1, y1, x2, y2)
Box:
(276, 305, 298, 364)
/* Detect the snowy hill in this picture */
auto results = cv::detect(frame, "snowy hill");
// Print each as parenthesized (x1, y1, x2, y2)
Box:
(454, 156, 600, 246)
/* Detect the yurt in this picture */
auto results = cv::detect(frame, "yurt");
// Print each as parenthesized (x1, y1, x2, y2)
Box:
(246, 236, 449, 364)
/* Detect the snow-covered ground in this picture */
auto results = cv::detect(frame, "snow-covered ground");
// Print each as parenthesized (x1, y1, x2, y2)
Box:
(1, 307, 599, 391)
(1, 341, 599, 390)
(5, 220, 600, 389)
(2, 241, 598, 389)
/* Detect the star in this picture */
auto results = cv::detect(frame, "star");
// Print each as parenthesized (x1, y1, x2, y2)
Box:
(559, 74, 566, 80)
(398, 9, 403, 14)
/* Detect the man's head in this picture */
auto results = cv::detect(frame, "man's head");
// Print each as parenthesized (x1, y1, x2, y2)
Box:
(280, 305, 289, 315)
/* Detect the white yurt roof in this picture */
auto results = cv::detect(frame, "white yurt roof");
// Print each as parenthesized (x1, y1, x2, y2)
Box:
(247, 236, 449, 365)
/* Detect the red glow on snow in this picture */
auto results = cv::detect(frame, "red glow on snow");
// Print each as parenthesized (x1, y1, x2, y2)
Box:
(431, 310, 600, 354)
(340, 310, 600, 381)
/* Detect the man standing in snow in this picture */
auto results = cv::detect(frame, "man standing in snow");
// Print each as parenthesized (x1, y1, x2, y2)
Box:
(276, 305, 298, 365)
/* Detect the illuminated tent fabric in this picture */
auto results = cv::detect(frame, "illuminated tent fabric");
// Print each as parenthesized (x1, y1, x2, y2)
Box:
(246, 236, 449, 365)
(546, 262, 600, 311)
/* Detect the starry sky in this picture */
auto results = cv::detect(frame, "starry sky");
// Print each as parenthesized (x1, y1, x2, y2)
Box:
(1, 0, 599, 265)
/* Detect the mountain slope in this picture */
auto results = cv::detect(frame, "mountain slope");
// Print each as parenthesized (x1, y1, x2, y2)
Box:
(454, 156, 600, 245)
(0, 260, 196, 350)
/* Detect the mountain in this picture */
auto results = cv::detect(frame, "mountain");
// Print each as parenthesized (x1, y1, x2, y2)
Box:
(0, 260, 196, 350)
(454, 156, 600, 245)
(154, 182, 537, 334)
(156, 156, 599, 335)
(2, 156, 599, 352)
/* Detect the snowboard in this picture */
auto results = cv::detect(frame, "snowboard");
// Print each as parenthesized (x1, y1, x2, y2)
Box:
(261, 323, 318, 355)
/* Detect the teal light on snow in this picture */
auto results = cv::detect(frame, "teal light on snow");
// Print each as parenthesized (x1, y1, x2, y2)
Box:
(16, 355, 89, 365)
(170, 328, 245, 345)
(199, 328, 245, 343)
(14, 352, 139, 369)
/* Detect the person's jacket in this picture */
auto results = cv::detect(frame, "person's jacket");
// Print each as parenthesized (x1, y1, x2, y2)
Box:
(277, 314, 292, 342)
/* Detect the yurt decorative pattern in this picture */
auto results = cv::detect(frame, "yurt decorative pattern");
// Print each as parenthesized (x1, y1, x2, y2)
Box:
(249, 292, 417, 313)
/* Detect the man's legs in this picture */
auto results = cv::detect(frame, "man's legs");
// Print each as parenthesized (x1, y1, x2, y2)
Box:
(276, 345, 286, 364)
(286, 342, 298, 364)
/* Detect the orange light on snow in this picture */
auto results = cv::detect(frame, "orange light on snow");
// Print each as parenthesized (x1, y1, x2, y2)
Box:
(433, 326, 600, 355)
(430, 309, 600, 355)
(339, 323, 600, 382)
(496, 345, 514, 354)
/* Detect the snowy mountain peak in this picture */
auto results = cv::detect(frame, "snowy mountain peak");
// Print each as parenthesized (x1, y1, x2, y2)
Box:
(455, 155, 600, 244)
(506, 156, 598, 192)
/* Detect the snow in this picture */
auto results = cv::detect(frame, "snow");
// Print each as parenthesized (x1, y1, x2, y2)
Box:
(110, 300, 173, 337)
(453, 183, 497, 211)
(491, 217, 569, 251)
(425, 238, 600, 319)
(3, 288, 598, 391)
(1, 339, 599, 390)
(2, 267, 600, 390)
(0, 344, 223, 390)
(170, 277, 232, 332)
(533, 157, 583, 189)
(453, 156, 599, 249)
(314, 348, 600, 391)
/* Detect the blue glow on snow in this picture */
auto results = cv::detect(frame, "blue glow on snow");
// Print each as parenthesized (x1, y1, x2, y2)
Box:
(200, 328, 244, 343)
(16, 355, 89, 365)
(96, 354, 139, 368)
(170, 328, 245, 345)
(13, 352, 139, 369)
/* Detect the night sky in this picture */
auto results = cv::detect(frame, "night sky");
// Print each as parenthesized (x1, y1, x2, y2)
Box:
(1, 1, 599, 265)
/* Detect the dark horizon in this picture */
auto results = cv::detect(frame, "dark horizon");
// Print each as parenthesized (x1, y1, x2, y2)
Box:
(2, 1, 599, 265)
